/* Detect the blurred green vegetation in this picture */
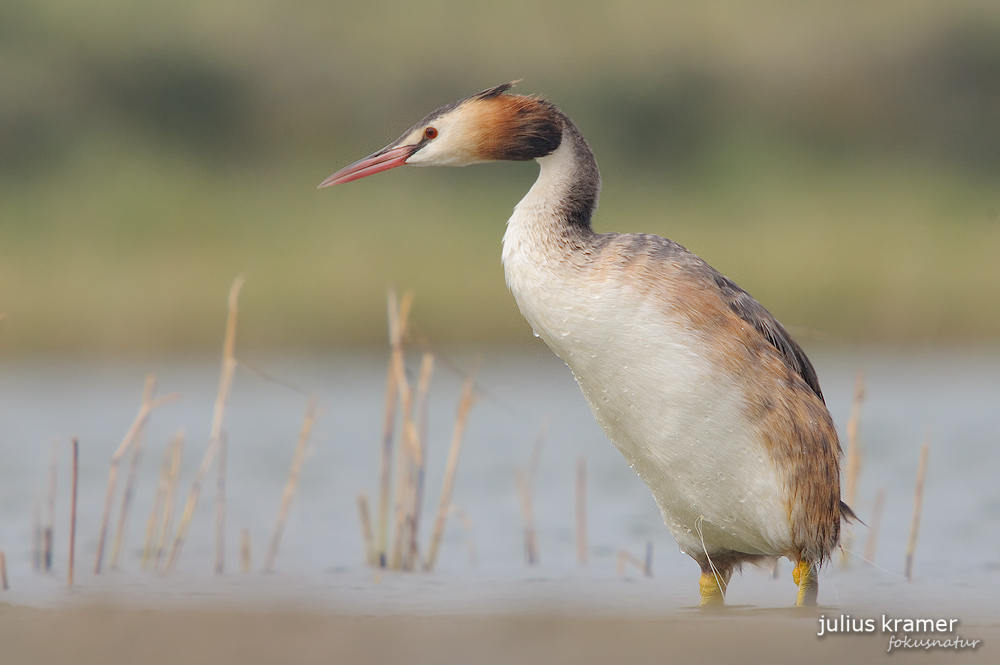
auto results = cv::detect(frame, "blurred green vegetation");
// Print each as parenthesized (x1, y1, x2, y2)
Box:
(1, 0, 999, 353)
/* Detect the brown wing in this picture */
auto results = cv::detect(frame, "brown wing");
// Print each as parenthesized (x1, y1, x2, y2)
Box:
(709, 271, 825, 403)
(595, 232, 826, 404)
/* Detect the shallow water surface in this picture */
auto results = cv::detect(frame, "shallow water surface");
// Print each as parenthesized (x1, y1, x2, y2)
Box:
(0, 346, 998, 619)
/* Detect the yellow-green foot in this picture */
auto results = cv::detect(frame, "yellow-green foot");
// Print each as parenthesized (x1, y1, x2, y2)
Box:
(793, 559, 818, 606)
(699, 571, 728, 606)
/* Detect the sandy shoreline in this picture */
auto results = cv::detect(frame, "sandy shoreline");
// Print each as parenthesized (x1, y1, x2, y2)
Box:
(2, 603, 996, 665)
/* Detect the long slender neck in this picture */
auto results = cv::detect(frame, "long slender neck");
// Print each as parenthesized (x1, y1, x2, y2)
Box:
(509, 116, 601, 238)
(500, 114, 602, 346)
(501, 115, 602, 331)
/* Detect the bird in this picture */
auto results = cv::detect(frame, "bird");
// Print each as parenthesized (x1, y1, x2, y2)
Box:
(319, 82, 851, 606)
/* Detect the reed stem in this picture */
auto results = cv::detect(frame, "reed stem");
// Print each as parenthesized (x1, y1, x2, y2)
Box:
(214, 276, 244, 575)
(375, 359, 398, 570)
(616, 549, 647, 578)
(616, 545, 653, 577)
(376, 289, 412, 568)
(844, 370, 865, 507)
(391, 349, 433, 571)
(904, 439, 930, 580)
(68, 438, 78, 587)
(264, 396, 319, 573)
(448, 504, 478, 566)
(216, 433, 227, 574)
(840, 370, 865, 564)
(240, 528, 252, 574)
(389, 306, 418, 570)
(142, 436, 176, 570)
(514, 468, 536, 565)
(154, 432, 184, 572)
(165, 437, 217, 571)
(95, 377, 178, 575)
(44, 440, 58, 572)
(357, 490, 375, 565)
(515, 419, 549, 566)
(863, 487, 886, 564)
(166, 277, 243, 574)
(576, 455, 587, 566)
(407, 352, 435, 570)
(111, 386, 152, 571)
(32, 497, 41, 572)
(424, 369, 477, 571)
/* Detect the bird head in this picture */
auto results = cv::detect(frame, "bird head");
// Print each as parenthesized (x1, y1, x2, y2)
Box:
(318, 82, 564, 187)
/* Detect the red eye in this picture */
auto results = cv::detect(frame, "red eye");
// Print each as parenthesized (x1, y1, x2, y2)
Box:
(424, 127, 438, 140)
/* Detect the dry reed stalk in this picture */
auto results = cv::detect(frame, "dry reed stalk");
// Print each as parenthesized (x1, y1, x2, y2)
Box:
(514, 420, 549, 566)
(154, 432, 184, 572)
(407, 352, 435, 569)
(389, 310, 418, 571)
(43, 529, 52, 573)
(110, 413, 148, 571)
(165, 277, 243, 574)
(513, 468, 536, 565)
(31, 497, 41, 571)
(68, 438, 78, 587)
(0, 551, 7, 590)
(447, 505, 478, 566)
(389, 291, 420, 570)
(141, 437, 177, 570)
(165, 434, 221, 572)
(214, 276, 244, 575)
(644, 541, 653, 576)
(576, 455, 587, 566)
(216, 433, 227, 574)
(389, 449, 411, 569)
(94, 377, 179, 574)
(375, 358, 398, 570)
(844, 370, 865, 505)
(840, 370, 865, 564)
(616, 549, 647, 578)
(264, 396, 319, 573)
(390, 338, 431, 571)
(424, 369, 477, 571)
(240, 528, 251, 574)
(375, 290, 412, 568)
(111, 375, 156, 570)
(904, 439, 930, 580)
(44, 440, 58, 572)
(863, 487, 887, 563)
(357, 490, 375, 565)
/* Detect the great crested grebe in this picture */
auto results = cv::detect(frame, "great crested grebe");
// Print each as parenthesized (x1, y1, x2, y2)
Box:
(320, 82, 851, 606)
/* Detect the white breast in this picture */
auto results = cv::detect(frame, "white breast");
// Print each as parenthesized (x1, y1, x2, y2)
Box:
(501, 145, 793, 559)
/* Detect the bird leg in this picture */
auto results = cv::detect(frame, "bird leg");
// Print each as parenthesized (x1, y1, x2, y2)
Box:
(792, 559, 818, 606)
(698, 566, 732, 606)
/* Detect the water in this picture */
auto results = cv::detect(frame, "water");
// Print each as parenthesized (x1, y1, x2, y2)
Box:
(0, 345, 998, 618)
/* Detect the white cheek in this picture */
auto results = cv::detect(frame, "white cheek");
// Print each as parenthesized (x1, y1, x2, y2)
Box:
(406, 136, 480, 167)
(404, 146, 438, 166)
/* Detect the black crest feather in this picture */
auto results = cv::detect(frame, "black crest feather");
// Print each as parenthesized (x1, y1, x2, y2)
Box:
(473, 81, 520, 100)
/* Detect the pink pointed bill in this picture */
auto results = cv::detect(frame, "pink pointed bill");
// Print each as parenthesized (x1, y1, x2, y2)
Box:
(317, 144, 419, 188)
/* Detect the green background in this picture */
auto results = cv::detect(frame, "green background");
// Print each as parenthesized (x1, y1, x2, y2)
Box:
(2, 0, 999, 354)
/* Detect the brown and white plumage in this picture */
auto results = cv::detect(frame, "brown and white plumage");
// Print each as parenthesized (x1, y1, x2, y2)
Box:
(320, 82, 850, 606)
